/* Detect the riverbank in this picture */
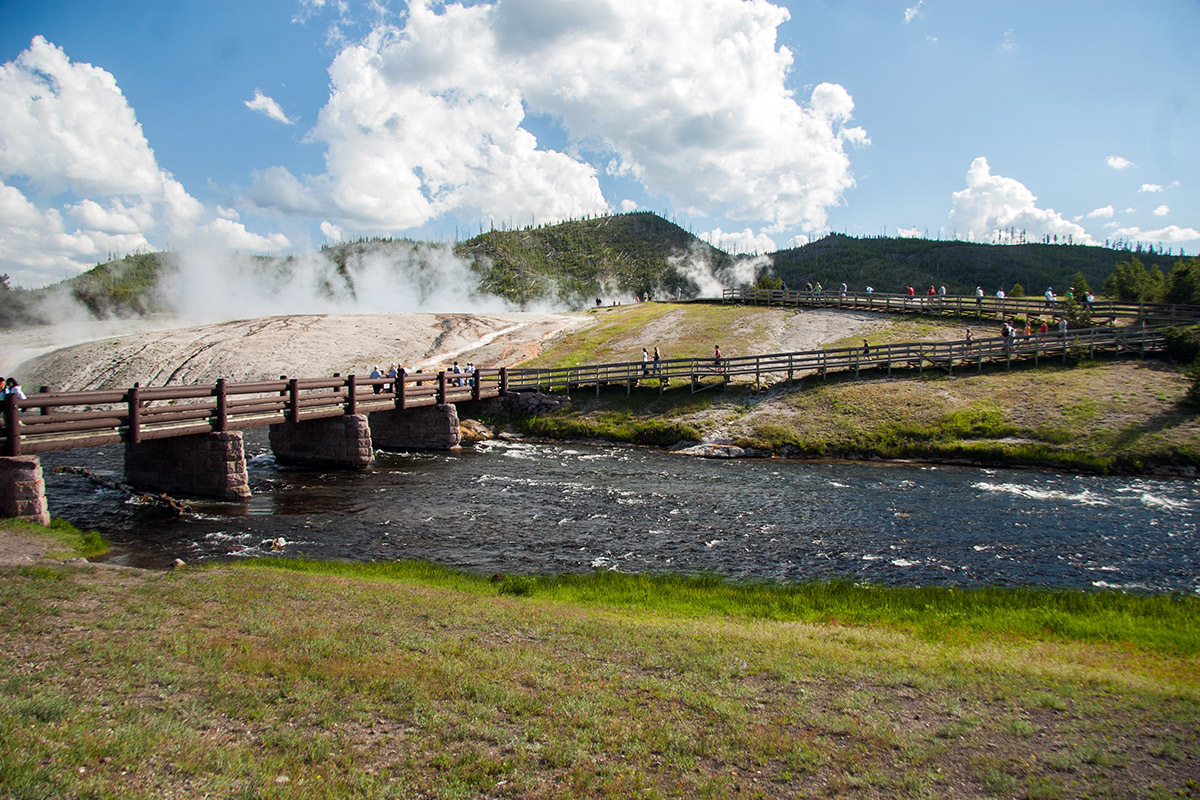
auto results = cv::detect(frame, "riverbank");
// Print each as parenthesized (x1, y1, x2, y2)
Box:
(2, 521, 1198, 799)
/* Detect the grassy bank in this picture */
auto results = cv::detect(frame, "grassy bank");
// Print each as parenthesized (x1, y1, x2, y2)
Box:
(504, 305, 1200, 474)
(2, 540, 1198, 799)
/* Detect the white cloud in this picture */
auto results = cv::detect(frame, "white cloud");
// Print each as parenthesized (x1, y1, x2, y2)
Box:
(258, 0, 866, 238)
(904, 1, 927, 24)
(1153, 205, 1170, 217)
(0, 36, 160, 196)
(784, 233, 810, 249)
(700, 227, 778, 255)
(896, 226, 923, 238)
(199, 217, 291, 252)
(1001, 29, 1019, 52)
(945, 157, 1093, 244)
(320, 220, 344, 242)
(1086, 206, 1114, 219)
(1110, 224, 1200, 244)
(0, 38, 294, 287)
(620, 199, 639, 213)
(1139, 183, 1163, 193)
(245, 89, 295, 125)
(1106, 155, 1134, 170)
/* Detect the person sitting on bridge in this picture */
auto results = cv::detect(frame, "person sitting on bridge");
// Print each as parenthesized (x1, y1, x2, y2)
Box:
(369, 365, 383, 394)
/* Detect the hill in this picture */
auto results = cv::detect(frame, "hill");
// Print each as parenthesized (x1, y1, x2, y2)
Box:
(771, 234, 1183, 297)
(2, 214, 1193, 328)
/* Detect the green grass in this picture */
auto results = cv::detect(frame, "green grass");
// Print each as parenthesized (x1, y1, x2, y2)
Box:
(1, 551, 1197, 799)
(3, 517, 109, 560)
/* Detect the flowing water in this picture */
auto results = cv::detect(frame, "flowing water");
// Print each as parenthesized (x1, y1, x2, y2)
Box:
(39, 429, 1200, 593)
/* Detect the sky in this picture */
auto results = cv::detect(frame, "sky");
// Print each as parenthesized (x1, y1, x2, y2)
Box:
(1, 0, 1197, 289)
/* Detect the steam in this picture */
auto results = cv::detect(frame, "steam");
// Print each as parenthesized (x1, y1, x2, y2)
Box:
(669, 242, 767, 297)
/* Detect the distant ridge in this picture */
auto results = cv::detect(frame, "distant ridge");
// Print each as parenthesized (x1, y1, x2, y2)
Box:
(1, 213, 1190, 326)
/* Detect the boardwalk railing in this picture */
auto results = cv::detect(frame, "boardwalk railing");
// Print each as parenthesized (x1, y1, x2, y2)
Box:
(722, 287, 1199, 326)
(2, 317, 1191, 457)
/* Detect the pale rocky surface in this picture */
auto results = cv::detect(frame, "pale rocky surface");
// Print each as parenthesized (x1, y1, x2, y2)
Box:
(10, 312, 593, 391)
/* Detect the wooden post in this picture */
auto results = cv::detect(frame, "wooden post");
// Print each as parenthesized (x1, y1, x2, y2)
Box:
(288, 379, 300, 423)
(3, 391, 19, 456)
(215, 378, 228, 431)
(38, 386, 51, 417)
(396, 372, 406, 409)
(127, 383, 141, 444)
(500, 367, 508, 395)
(437, 371, 447, 405)
(346, 374, 357, 415)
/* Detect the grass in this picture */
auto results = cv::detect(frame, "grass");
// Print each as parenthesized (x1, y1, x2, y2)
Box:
(1, 545, 1197, 799)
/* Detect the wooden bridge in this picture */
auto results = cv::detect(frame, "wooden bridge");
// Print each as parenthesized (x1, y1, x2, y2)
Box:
(1, 294, 1197, 523)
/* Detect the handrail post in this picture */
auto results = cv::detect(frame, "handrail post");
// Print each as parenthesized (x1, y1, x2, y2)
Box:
(288, 378, 300, 424)
(395, 373, 406, 409)
(38, 386, 51, 417)
(3, 391, 19, 456)
(500, 367, 509, 395)
(346, 374, 357, 415)
(215, 378, 228, 432)
(127, 383, 141, 444)
(472, 369, 482, 402)
(437, 371, 447, 405)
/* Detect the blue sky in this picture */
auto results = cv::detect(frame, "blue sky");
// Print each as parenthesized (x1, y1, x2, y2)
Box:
(1, 0, 1197, 289)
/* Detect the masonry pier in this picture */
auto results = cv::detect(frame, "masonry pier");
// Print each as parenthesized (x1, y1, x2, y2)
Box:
(125, 431, 252, 500)
(0, 456, 51, 526)
(369, 404, 461, 451)
(269, 413, 374, 469)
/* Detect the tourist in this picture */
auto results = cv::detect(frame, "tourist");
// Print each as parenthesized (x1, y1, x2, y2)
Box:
(996, 287, 1006, 299)
(387, 363, 399, 393)
(1058, 318, 1068, 334)
(866, 285, 874, 294)
(1023, 320, 1032, 339)
(862, 339, 870, 357)
(938, 284, 947, 298)
(906, 285, 915, 297)
(642, 347, 650, 376)
(1044, 287, 1055, 308)
(1039, 320, 1049, 337)
(452, 361, 463, 386)
(814, 282, 823, 297)
(5, 377, 26, 400)
(713, 344, 723, 367)
(840, 281, 847, 297)
(676, 285, 682, 300)
(466, 363, 476, 386)
(369, 365, 383, 394)
(653, 346, 662, 376)
(964, 328, 974, 346)
(975, 286, 984, 308)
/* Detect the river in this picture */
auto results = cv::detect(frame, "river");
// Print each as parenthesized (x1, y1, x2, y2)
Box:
(39, 430, 1199, 593)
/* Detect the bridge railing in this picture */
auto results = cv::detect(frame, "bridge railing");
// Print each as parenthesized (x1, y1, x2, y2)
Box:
(0, 320, 1179, 456)
(3, 368, 509, 456)
(721, 287, 1200, 325)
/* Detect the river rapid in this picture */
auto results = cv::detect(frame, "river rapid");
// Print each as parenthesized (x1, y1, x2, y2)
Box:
(40, 430, 1200, 593)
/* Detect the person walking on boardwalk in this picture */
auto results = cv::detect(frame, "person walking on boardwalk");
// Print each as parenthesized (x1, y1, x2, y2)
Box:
(369, 365, 383, 394)
(965, 328, 974, 346)
(642, 347, 650, 376)
(713, 344, 723, 367)
(652, 346, 662, 376)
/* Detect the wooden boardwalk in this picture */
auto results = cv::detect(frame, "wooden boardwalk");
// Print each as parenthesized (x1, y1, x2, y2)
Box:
(4, 298, 1198, 456)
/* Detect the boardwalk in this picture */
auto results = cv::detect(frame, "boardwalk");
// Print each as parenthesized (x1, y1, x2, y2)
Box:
(4, 297, 1198, 457)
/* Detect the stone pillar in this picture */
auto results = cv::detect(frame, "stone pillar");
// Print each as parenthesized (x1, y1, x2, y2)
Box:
(125, 431, 251, 499)
(0, 455, 51, 526)
(269, 413, 374, 469)
(369, 404, 461, 451)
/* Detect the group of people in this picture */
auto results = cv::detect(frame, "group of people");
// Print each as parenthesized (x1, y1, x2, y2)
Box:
(0, 375, 25, 400)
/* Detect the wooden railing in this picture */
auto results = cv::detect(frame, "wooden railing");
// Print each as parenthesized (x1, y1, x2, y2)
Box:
(1, 316, 1189, 457)
(721, 287, 1200, 325)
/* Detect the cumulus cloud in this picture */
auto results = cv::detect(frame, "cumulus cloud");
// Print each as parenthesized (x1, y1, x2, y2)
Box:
(1110, 224, 1200, 244)
(1106, 155, 1134, 170)
(1086, 206, 1114, 219)
(896, 227, 923, 238)
(945, 157, 1093, 244)
(0, 37, 294, 287)
(1139, 183, 1163, 193)
(700, 227, 778, 255)
(257, 0, 866, 238)
(784, 233, 810, 249)
(1153, 205, 1170, 217)
(904, 1, 927, 24)
(245, 89, 295, 125)
(1001, 29, 1019, 52)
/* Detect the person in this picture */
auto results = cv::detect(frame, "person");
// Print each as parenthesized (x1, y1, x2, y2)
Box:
(866, 285, 874, 294)
(964, 328, 974, 346)
(1044, 287, 1055, 308)
(906, 285, 915, 297)
(996, 287, 1006, 299)
(466, 362, 476, 386)
(1058, 318, 1068, 334)
(938, 284, 947, 298)
(975, 286, 984, 308)
(1023, 320, 1032, 338)
(1039, 320, 1049, 338)
(3, 377, 24, 400)
(676, 285, 682, 301)
(862, 339, 870, 357)
(452, 361, 463, 386)
(1085, 291, 1095, 308)
(805, 281, 813, 296)
(596, 297, 602, 307)
(814, 282, 823, 296)
(652, 346, 662, 376)
(927, 285, 936, 296)
(840, 281, 847, 297)
(369, 365, 383, 394)
(713, 344, 723, 367)
(387, 363, 399, 393)
(641, 347, 650, 376)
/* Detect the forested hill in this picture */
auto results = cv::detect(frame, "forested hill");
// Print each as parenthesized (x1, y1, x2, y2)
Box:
(455, 212, 732, 303)
(771, 234, 1182, 297)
